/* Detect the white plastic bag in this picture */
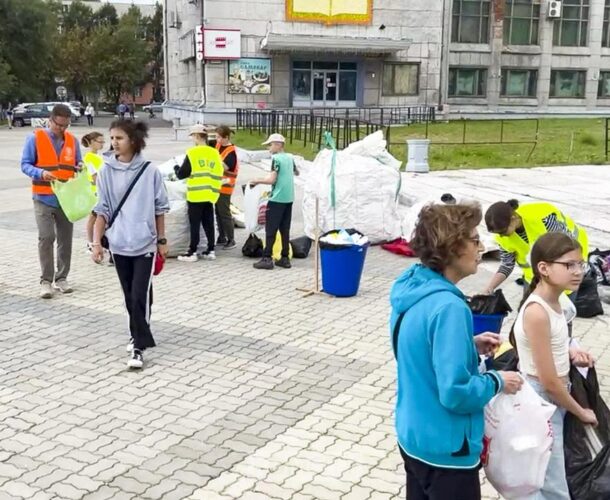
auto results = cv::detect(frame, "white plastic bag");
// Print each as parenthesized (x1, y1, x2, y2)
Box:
(244, 183, 270, 233)
(483, 378, 556, 499)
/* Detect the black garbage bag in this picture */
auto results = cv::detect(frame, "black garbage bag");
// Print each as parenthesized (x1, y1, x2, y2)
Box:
(290, 236, 312, 259)
(468, 290, 513, 315)
(575, 270, 604, 318)
(491, 348, 519, 372)
(565, 366, 610, 500)
(242, 233, 263, 258)
(589, 248, 610, 286)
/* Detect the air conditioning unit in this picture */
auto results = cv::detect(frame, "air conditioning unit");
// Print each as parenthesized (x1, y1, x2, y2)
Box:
(548, 0, 562, 18)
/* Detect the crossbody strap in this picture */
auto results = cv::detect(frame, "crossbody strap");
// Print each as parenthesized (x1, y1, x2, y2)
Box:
(107, 161, 150, 229)
(392, 311, 406, 360)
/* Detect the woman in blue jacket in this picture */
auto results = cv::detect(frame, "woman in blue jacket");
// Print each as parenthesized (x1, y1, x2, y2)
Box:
(390, 202, 523, 500)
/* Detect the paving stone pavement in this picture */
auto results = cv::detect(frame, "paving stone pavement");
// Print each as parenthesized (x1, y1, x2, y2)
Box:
(0, 127, 608, 499)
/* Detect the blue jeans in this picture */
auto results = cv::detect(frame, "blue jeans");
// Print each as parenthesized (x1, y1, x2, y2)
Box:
(525, 377, 570, 500)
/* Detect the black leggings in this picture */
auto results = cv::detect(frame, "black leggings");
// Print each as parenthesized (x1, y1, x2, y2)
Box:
(113, 253, 156, 351)
(263, 201, 292, 259)
(400, 447, 481, 500)
(187, 201, 215, 254)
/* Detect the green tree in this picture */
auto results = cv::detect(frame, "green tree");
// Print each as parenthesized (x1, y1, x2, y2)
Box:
(89, 17, 150, 105)
(93, 3, 119, 28)
(62, 0, 94, 32)
(0, 54, 15, 99)
(56, 27, 92, 101)
(0, 0, 59, 101)
(143, 3, 164, 101)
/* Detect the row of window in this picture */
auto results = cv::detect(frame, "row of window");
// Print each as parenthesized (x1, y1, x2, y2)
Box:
(452, 0, 603, 48)
(449, 67, 610, 98)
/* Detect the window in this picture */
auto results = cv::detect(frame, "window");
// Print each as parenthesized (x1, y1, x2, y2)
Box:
(598, 71, 610, 97)
(504, 0, 540, 45)
(135, 87, 143, 98)
(382, 63, 419, 96)
(553, 0, 589, 47)
(602, 0, 610, 47)
(501, 69, 538, 97)
(291, 61, 358, 102)
(452, 0, 491, 44)
(448, 67, 488, 97)
(549, 70, 586, 97)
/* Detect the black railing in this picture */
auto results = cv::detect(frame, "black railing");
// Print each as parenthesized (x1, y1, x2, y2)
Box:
(236, 109, 393, 150)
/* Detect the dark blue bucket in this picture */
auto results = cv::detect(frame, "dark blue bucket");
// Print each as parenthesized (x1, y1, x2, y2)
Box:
(472, 313, 506, 335)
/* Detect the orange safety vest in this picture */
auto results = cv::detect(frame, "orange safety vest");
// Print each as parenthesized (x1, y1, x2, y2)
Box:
(32, 129, 77, 195)
(216, 143, 239, 196)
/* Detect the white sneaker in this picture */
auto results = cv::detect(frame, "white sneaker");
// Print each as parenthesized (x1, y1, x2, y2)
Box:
(40, 282, 53, 299)
(202, 251, 216, 261)
(177, 253, 198, 262)
(53, 280, 73, 294)
(128, 349, 143, 369)
(126, 337, 134, 353)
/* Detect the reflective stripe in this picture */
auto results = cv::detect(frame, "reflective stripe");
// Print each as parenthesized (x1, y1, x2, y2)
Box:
(187, 186, 220, 193)
(190, 172, 223, 180)
(223, 171, 238, 178)
(32, 180, 51, 186)
(40, 166, 59, 171)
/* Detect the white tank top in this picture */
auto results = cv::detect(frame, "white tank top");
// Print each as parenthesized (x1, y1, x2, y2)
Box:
(513, 293, 572, 377)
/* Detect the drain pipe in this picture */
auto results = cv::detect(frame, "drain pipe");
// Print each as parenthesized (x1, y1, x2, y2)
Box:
(198, 0, 207, 115)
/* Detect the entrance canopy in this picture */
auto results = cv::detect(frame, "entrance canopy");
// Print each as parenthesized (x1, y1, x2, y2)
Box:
(261, 33, 409, 54)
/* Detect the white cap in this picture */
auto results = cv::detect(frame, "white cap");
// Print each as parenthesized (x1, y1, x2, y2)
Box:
(262, 133, 286, 145)
(189, 124, 208, 136)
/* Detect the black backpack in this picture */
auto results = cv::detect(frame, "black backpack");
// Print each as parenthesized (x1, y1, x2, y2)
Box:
(242, 233, 263, 258)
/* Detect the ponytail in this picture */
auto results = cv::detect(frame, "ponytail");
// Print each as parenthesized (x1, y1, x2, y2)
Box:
(81, 131, 103, 148)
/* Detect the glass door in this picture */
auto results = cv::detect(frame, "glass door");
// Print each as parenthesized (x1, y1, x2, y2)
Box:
(325, 72, 337, 102)
(312, 71, 338, 105)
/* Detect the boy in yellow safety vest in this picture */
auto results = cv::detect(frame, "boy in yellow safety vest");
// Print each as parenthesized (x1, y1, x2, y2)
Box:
(175, 124, 224, 262)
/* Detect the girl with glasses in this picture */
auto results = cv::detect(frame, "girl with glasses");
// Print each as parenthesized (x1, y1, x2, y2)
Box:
(82, 132, 106, 254)
(511, 232, 596, 499)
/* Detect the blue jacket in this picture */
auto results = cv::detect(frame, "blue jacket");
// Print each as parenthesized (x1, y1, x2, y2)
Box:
(390, 264, 504, 469)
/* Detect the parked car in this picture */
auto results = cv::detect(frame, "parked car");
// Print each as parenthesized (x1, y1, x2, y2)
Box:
(143, 102, 164, 114)
(11, 103, 52, 127)
(70, 100, 85, 116)
(45, 102, 80, 121)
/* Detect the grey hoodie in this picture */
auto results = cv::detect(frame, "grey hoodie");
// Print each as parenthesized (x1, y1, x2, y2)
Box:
(95, 152, 169, 257)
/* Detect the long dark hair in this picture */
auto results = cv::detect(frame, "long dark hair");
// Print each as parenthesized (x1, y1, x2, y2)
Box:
(485, 199, 519, 234)
(509, 232, 582, 352)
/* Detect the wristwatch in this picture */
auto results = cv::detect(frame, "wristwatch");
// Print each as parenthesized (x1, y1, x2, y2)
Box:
(157, 238, 167, 245)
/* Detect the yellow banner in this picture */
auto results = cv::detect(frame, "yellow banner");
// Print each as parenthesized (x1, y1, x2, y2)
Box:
(287, 0, 372, 25)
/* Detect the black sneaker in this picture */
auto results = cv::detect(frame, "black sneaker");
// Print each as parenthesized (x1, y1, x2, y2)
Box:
(223, 240, 237, 250)
(128, 349, 144, 369)
(216, 237, 228, 246)
(275, 257, 292, 269)
(253, 257, 274, 270)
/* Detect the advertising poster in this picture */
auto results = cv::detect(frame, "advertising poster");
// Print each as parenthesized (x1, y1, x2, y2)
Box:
(228, 58, 271, 95)
(286, 0, 372, 25)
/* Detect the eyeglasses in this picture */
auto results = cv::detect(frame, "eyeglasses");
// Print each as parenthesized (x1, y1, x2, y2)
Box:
(50, 117, 70, 129)
(549, 261, 589, 274)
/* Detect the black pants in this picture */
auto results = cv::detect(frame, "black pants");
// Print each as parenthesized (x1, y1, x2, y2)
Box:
(188, 201, 215, 254)
(215, 193, 234, 242)
(113, 253, 156, 351)
(86, 115, 93, 126)
(263, 201, 292, 259)
(400, 448, 481, 500)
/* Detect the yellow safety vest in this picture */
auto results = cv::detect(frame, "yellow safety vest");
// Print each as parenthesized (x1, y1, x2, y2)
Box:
(84, 151, 104, 195)
(494, 202, 589, 284)
(186, 145, 224, 203)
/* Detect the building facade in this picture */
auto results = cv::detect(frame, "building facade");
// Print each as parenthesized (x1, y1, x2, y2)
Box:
(163, 0, 610, 124)
(163, 0, 441, 124)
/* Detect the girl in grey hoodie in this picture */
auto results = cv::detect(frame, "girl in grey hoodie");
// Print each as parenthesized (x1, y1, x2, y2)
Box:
(91, 120, 169, 369)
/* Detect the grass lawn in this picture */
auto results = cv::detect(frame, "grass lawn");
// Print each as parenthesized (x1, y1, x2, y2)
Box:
(235, 118, 610, 170)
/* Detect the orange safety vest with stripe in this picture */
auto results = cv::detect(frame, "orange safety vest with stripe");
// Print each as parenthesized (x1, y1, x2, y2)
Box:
(216, 143, 239, 196)
(31, 129, 77, 195)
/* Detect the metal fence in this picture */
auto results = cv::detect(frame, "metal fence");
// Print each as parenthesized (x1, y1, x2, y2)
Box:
(235, 109, 393, 150)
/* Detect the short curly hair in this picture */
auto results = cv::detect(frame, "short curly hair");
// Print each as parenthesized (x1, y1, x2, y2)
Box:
(410, 202, 482, 273)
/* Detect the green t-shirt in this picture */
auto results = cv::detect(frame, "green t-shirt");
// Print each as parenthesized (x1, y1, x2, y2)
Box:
(269, 152, 295, 203)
